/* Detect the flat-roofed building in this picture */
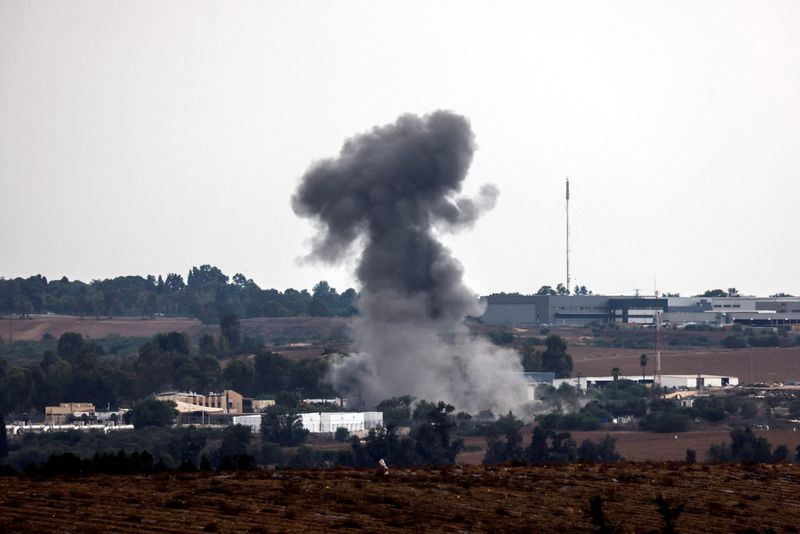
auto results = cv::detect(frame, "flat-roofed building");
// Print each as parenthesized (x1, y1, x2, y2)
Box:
(155, 390, 245, 414)
(45, 402, 96, 424)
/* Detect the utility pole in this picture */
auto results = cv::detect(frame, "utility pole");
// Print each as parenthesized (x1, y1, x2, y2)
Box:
(654, 290, 662, 388)
(565, 177, 570, 292)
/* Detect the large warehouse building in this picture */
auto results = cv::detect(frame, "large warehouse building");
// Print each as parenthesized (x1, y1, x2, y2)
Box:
(480, 294, 800, 327)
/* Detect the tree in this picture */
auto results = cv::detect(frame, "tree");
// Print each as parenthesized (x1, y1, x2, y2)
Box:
(574, 285, 590, 295)
(187, 265, 229, 288)
(577, 434, 622, 462)
(154, 332, 190, 355)
(707, 426, 775, 463)
(698, 289, 727, 297)
(0, 413, 8, 459)
(198, 333, 218, 356)
(220, 313, 241, 351)
(640, 354, 648, 381)
(127, 399, 177, 429)
(164, 273, 185, 291)
(261, 411, 309, 447)
(521, 347, 542, 372)
(555, 283, 570, 295)
(220, 424, 252, 458)
(375, 396, 415, 426)
(254, 351, 291, 394)
(536, 285, 557, 296)
(482, 412, 525, 464)
(412, 401, 463, 465)
(335, 427, 350, 442)
(541, 335, 573, 378)
(611, 367, 620, 386)
(223, 358, 255, 395)
(57, 332, 84, 363)
(525, 426, 577, 464)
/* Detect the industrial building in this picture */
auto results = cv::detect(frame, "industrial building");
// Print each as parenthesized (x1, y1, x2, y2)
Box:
(232, 411, 384, 434)
(154, 390, 275, 415)
(480, 294, 800, 327)
(44, 402, 96, 424)
(552, 374, 739, 391)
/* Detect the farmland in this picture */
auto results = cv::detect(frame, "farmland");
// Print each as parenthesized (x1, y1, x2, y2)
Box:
(2, 463, 800, 533)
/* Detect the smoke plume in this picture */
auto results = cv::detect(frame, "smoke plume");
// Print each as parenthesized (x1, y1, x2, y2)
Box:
(292, 111, 527, 413)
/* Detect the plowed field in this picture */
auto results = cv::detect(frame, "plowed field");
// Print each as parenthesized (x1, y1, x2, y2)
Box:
(2, 464, 800, 533)
(570, 345, 800, 384)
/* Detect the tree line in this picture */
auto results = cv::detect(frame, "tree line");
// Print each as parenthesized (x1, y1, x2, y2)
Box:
(0, 330, 337, 416)
(0, 266, 357, 323)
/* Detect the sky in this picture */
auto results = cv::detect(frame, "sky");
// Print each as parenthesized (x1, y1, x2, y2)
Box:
(1, 1, 798, 298)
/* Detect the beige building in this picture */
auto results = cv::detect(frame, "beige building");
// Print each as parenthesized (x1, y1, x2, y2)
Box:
(155, 390, 245, 414)
(45, 402, 96, 424)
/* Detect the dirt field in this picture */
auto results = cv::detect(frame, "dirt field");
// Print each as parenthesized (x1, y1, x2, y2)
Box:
(3, 463, 800, 533)
(2, 315, 351, 344)
(459, 428, 800, 464)
(2, 315, 203, 341)
(570, 345, 800, 384)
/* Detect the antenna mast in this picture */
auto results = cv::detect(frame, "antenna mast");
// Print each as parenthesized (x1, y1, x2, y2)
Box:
(654, 289, 662, 388)
(565, 177, 570, 292)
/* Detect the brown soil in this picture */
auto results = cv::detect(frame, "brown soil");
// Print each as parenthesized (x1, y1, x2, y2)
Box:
(2, 464, 800, 533)
(570, 345, 800, 384)
(2, 315, 203, 341)
(2, 315, 352, 341)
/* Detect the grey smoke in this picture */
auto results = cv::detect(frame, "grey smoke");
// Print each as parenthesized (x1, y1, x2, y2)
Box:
(292, 111, 527, 413)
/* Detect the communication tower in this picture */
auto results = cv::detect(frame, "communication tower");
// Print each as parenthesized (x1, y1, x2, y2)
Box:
(654, 290, 662, 388)
(565, 177, 570, 292)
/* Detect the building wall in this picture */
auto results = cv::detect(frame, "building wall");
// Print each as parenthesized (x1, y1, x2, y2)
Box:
(232, 415, 262, 433)
(479, 302, 537, 324)
(156, 390, 246, 414)
(481, 294, 800, 327)
(45, 403, 96, 424)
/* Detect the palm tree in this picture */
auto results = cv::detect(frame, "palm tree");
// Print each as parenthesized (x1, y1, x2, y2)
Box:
(640, 354, 648, 381)
(611, 367, 620, 387)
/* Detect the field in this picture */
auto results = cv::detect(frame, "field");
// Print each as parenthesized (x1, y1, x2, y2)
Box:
(3, 463, 800, 533)
(570, 345, 800, 385)
(2, 315, 203, 342)
(1, 315, 351, 360)
(6, 316, 800, 382)
(458, 428, 800, 464)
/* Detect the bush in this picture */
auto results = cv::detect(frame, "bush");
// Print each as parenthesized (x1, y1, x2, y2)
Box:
(693, 397, 727, 423)
(639, 411, 692, 433)
(260, 441, 286, 466)
(334, 427, 350, 442)
(577, 435, 622, 462)
(707, 426, 776, 463)
(126, 399, 177, 429)
(721, 335, 746, 349)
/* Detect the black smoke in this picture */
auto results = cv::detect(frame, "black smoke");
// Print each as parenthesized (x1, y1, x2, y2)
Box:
(292, 111, 525, 411)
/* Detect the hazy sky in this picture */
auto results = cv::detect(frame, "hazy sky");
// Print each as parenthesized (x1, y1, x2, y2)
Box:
(1, 1, 798, 297)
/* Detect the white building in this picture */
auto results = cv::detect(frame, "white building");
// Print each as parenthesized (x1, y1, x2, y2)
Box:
(232, 414, 263, 433)
(232, 412, 384, 434)
(552, 374, 738, 391)
(660, 374, 739, 389)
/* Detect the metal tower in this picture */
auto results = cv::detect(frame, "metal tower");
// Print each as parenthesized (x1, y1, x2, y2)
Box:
(654, 290, 662, 388)
(565, 177, 570, 292)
